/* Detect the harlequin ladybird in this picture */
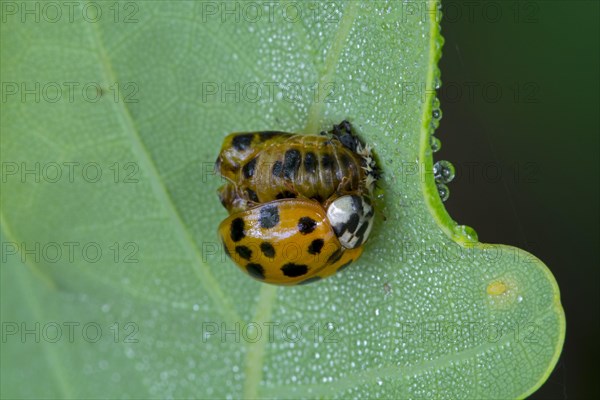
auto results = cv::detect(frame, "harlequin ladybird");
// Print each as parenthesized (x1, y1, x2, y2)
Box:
(216, 121, 378, 214)
(219, 198, 363, 285)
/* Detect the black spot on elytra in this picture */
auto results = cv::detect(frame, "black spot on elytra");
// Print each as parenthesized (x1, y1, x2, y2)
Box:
(337, 260, 353, 272)
(272, 160, 283, 177)
(242, 157, 257, 179)
(246, 263, 265, 279)
(259, 204, 280, 229)
(308, 238, 324, 255)
(321, 154, 333, 170)
(297, 276, 322, 285)
(281, 263, 309, 277)
(235, 245, 252, 261)
(232, 134, 253, 151)
(260, 242, 275, 258)
(246, 188, 259, 202)
(327, 248, 343, 264)
(304, 152, 317, 174)
(297, 217, 317, 234)
(283, 149, 301, 179)
(275, 191, 296, 199)
(230, 218, 245, 242)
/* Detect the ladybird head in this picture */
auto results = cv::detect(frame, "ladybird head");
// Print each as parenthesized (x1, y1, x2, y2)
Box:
(326, 194, 374, 249)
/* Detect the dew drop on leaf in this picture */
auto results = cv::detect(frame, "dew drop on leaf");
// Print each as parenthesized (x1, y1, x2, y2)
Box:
(454, 225, 478, 242)
(430, 135, 441, 152)
(433, 160, 456, 184)
(436, 183, 450, 202)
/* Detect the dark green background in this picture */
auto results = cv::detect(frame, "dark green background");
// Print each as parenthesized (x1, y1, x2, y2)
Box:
(438, 1, 599, 398)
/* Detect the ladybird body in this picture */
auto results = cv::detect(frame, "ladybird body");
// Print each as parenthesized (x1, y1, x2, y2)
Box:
(216, 121, 377, 214)
(219, 199, 362, 285)
(215, 121, 378, 285)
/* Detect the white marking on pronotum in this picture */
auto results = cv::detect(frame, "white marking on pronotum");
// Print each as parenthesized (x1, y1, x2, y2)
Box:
(326, 195, 374, 249)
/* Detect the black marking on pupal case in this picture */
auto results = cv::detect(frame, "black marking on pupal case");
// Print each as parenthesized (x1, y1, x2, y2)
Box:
(242, 157, 257, 179)
(275, 191, 296, 199)
(246, 188, 259, 202)
(232, 134, 253, 151)
(304, 152, 317, 174)
(272, 161, 283, 177)
(283, 149, 301, 179)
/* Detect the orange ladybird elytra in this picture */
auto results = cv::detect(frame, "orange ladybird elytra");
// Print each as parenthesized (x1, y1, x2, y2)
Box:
(218, 199, 362, 285)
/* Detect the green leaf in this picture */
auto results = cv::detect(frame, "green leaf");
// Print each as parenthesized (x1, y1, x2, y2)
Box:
(1, 1, 564, 398)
